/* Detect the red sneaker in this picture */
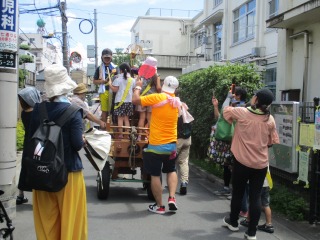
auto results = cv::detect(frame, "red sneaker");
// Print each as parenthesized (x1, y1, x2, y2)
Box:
(168, 197, 178, 211)
(148, 203, 165, 214)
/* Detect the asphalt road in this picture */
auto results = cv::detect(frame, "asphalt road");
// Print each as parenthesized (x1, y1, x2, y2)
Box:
(12, 150, 319, 240)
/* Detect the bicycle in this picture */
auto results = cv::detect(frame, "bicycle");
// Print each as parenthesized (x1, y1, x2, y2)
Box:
(0, 190, 14, 240)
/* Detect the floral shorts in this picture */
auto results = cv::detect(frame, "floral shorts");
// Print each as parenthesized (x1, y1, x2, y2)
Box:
(113, 102, 134, 116)
(207, 128, 233, 166)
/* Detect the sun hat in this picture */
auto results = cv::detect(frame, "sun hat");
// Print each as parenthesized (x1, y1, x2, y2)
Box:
(101, 48, 112, 58)
(162, 76, 179, 94)
(138, 56, 157, 79)
(255, 88, 274, 106)
(73, 83, 88, 94)
(18, 87, 41, 107)
(44, 64, 77, 98)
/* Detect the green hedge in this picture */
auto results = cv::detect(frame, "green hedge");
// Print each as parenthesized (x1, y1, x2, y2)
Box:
(17, 120, 25, 151)
(179, 63, 264, 158)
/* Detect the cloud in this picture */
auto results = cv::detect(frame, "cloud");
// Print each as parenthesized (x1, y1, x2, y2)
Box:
(103, 19, 135, 37)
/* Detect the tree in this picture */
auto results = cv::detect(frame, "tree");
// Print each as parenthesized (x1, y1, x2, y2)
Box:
(179, 62, 265, 158)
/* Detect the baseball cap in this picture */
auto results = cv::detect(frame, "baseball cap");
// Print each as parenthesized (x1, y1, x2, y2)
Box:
(162, 76, 179, 94)
(101, 48, 112, 58)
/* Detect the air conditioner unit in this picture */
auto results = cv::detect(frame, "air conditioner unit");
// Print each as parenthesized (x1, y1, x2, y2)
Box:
(251, 47, 265, 57)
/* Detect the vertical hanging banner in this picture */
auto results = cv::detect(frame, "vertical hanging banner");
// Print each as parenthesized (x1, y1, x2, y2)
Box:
(0, 0, 18, 52)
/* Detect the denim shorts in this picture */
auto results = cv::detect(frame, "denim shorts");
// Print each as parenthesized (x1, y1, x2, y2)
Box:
(143, 151, 176, 176)
(261, 186, 270, 207)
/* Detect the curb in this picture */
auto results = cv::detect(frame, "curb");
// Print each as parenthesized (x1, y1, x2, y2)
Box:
(189, 162, 224, 185)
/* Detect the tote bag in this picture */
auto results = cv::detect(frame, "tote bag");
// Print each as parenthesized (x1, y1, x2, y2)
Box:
(214, 109, 234, 142)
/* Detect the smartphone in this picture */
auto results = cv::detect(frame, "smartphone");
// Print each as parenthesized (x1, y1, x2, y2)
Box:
(231, 84, 236, 94)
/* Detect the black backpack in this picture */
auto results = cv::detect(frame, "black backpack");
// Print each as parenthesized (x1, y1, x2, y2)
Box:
(25, 102, 80, 192)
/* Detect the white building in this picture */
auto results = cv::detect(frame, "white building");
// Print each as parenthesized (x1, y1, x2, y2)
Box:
(267, 0, 320, 102)
(131, 1, 280, 97)
(19, 33, 59, 72)
(186, 0, 279, 96)
(18, 49, 36, 86)
(130, 8, 204, 77)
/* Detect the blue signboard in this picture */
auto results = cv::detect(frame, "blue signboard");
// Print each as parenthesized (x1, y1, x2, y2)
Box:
(0, 0, 17, 32)
(0, 0, 18, 52)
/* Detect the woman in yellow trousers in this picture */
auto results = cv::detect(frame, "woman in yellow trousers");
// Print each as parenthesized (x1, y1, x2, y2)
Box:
(29, 64, 88, 240)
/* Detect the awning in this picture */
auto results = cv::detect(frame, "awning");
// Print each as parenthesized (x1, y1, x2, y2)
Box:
(266, 1, 320, 29)
(200, 10, 223, 26)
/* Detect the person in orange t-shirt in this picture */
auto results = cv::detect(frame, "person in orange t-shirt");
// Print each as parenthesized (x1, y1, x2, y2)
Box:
(132, 76, 179, 215)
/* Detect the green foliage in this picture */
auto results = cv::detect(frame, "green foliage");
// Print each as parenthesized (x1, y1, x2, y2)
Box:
(19, 54, 34, 65)
(270, 184, 308, 221)
(19, 44, 30, 50)
(179, 63, 264, 158)
(112, 49, 142, 67)
(112, 52, 130, 66)
(19, 69, 27, 88)
(16, 120, 25, 151)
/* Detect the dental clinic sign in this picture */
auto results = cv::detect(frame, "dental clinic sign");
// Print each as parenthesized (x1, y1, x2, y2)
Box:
(0, 0, 18, 52)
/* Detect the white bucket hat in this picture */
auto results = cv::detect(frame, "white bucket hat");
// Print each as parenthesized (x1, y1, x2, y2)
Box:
(162, 76, 179, 94)
(44, 64, 77, 98)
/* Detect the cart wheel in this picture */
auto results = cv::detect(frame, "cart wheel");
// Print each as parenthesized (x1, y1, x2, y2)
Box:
(97, 162, 110, 200)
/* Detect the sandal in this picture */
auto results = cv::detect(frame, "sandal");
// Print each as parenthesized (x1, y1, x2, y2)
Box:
(16, 195, 28, 205)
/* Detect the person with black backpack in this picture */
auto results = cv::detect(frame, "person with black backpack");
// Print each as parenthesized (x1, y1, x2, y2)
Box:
(175, 114, 192, 195)
(27, 64, 88, 240)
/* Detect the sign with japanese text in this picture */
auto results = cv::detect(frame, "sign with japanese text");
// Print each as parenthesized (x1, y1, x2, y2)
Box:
(0, 51, 16, 68)
(0, 0, 18, 52)
(314, 108, 320, 150)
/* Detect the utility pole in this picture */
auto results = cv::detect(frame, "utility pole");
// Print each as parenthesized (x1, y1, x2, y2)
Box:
(60, 1, 69, 73)
(94, 9, 98, 69)
(0, 0, 19, 217)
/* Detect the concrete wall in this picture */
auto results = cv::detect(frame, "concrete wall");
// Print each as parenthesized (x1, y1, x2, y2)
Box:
(131, 17, 193, 56)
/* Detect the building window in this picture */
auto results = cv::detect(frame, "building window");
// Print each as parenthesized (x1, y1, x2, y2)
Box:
(194, 32, 204, 48)
(29, 38, 35, 44)
(134, 35, 139, 44)
(269, 0, 279, 18)
(263, 66, 277, 97)
(233, 0, 256, 43)
(213, 22, 222, 61)
(214, 0, 223, 7)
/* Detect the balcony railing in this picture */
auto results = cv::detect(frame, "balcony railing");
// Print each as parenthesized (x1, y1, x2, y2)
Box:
(145, 8, 201, 18)
(147, 54, 205, 69)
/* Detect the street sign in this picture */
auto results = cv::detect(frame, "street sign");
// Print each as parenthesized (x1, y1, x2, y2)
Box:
(87, 45, 95, 58)
(0, 51, 16, 68)
(0, 0, 18, 52)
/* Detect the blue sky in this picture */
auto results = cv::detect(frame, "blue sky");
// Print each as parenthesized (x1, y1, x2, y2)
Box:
(19, 0, 203, 68)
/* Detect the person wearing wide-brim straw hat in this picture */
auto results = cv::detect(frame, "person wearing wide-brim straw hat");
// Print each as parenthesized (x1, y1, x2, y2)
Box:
(29, 64, 88, 240)
(71, 83, 107, 130)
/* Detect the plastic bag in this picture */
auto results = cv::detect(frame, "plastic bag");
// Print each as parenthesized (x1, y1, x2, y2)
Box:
(84, 128, 111, 171)
(214, 109, 234, 142)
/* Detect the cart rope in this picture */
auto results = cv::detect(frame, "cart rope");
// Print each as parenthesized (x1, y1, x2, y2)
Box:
(129, 126, 137, 169)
